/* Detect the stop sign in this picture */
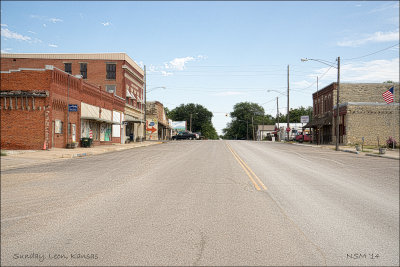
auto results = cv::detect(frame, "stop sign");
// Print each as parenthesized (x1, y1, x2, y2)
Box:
(286, 127, 291, 132)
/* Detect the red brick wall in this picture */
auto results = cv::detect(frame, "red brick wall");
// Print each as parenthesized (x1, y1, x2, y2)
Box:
(1, 58, 126, 98)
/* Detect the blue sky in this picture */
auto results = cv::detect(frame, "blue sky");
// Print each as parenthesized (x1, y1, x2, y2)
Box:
(1, 1, 399, 134)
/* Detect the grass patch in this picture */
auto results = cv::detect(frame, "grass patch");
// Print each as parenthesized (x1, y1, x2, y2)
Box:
(362, 149, 373, 152)
(0, 150, 7, 156)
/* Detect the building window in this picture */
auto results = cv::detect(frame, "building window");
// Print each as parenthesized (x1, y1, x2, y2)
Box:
(55, 119, 63, 134)
(80, 63, 87, 79)
(64, 63, 72, 74)
(106, 63, 116, 80)
(106, 85, 116, 94)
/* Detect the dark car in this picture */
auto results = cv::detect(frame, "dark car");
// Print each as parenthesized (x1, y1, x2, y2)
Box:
(295, 134, 311, 143)
(172, 131, 197, 140)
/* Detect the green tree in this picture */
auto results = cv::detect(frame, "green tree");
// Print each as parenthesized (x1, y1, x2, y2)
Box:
(168, 103, 218, 139)
(222, 102, 274, 140)
(278, 106, 313, 123)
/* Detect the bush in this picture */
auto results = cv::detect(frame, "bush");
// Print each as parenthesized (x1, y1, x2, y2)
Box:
(386, 137, 397, 148)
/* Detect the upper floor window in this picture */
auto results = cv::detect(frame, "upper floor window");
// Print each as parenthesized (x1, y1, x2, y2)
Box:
(80, 63, 87, 79)
(106, 63, 116, 80)
(64, 63, 72, 74)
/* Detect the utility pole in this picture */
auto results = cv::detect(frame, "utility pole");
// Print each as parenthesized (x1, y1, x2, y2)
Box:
(276, 97, 279, 141)
(287, 65, 290, 141)
(252, 116, 255, 141)
(143, 65, 147, 141)
(246, 120, 249, 140)
(190, 113, 192, 132)
(335, 57, 340, 151)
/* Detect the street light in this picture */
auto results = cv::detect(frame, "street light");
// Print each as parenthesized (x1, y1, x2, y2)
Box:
(301, 57, 340, 151)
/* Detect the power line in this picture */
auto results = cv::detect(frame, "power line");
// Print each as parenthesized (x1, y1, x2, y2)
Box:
(343, 43, 399, 61)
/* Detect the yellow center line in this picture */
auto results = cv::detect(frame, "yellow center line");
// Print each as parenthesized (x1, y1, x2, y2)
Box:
(226, 142, 267, 191)
(230, 147, 267, 190)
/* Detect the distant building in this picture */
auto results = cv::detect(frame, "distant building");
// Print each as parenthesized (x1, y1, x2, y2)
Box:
(257, 125, 276, 140)
(146, 101, 171, 140)
(305, 82, 399, 145)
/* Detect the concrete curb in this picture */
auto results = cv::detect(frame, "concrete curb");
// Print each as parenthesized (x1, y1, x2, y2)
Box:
(365, 153, 400, 160)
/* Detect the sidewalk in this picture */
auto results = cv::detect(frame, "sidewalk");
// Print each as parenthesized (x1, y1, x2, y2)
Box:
(291, 142, 400, 160)
(1, 141, 163, 171)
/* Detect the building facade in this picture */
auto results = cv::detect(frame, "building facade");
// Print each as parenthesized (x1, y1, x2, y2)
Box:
(146, 101, 171, 140)
(306, 83, 399, 146)
(0, 53, 145, 144)
(1, 66, 125, 149)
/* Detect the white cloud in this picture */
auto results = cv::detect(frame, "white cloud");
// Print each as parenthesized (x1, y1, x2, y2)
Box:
(166, 56, 195, 70)
(213, 91, 245, 96)
(1, 48, 12, 53)
(0, 24, 7, 27)
(368, 2, 399, 14)
(28, 30, 37, 34)
(338, 29, 399, 47)
(161, 71, 173, 77)
(1, 28, 31, 41)
(43, 24, 47, 27)
(310, 58, 399, 84)
(101, 22, 111, 26)
(49, 18, 63, 23)
(48, 44, 58, 48)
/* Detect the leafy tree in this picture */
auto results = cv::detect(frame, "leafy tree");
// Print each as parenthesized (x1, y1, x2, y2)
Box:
(222, 102, 274, 140)
(278, 106, 313, 123)
(167, 103, 218, 139)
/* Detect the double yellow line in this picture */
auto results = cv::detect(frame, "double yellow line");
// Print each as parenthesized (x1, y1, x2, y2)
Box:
(226, 142, 267, 191)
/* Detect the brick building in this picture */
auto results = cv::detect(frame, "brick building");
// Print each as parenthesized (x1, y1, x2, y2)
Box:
(0, 66, 125, 149)
(146, 101, 171, 140)
(1, 53, 145, 143)
(306, 82, 399, 146)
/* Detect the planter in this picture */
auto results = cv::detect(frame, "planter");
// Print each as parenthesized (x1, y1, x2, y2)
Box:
(66, 143, 78, 149)
(355, 145, 361, 151)
(379, 147, 386, 154)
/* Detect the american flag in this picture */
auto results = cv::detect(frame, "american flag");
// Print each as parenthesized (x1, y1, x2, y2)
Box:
(382, 87, 394, 104)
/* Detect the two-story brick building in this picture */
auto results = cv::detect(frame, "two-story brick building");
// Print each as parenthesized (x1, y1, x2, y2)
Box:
(0, 53, 145, 143)
(306, 82, 399, 146)
(0, 66, 125, 149)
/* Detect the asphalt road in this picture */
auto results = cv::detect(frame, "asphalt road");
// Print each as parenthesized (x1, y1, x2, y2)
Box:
(1, 141, 399, 266)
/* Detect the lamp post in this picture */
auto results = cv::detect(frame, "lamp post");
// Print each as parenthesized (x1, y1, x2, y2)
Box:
(301, 57, 340, 151)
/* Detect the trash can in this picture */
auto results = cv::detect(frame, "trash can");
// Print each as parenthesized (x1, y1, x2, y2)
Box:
(129, 133, 134, 141)
(88, 138, 93, 147)
(80, 138, 91, 147)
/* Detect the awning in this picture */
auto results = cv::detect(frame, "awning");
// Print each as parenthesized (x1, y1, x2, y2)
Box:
(124, 114, 142, 123)
(304, 116, 332, 128)
(81, 116, 113, 124)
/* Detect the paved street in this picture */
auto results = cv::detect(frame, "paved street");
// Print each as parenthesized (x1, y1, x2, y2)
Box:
(1, 141, 399, 266)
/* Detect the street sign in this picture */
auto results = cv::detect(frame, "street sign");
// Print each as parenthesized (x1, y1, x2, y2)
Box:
(286, 127, 291, 132)
(68, 104, 78, 112)
(301, 116, 309, 123)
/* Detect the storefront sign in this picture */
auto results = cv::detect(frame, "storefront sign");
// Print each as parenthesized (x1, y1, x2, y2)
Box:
(68, 104, 78, 112)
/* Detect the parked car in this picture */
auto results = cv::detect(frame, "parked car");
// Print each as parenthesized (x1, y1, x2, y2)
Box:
(295, 134, 311, 143)
(172, 131, 197, 140)
(193, 132, 201, 140)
